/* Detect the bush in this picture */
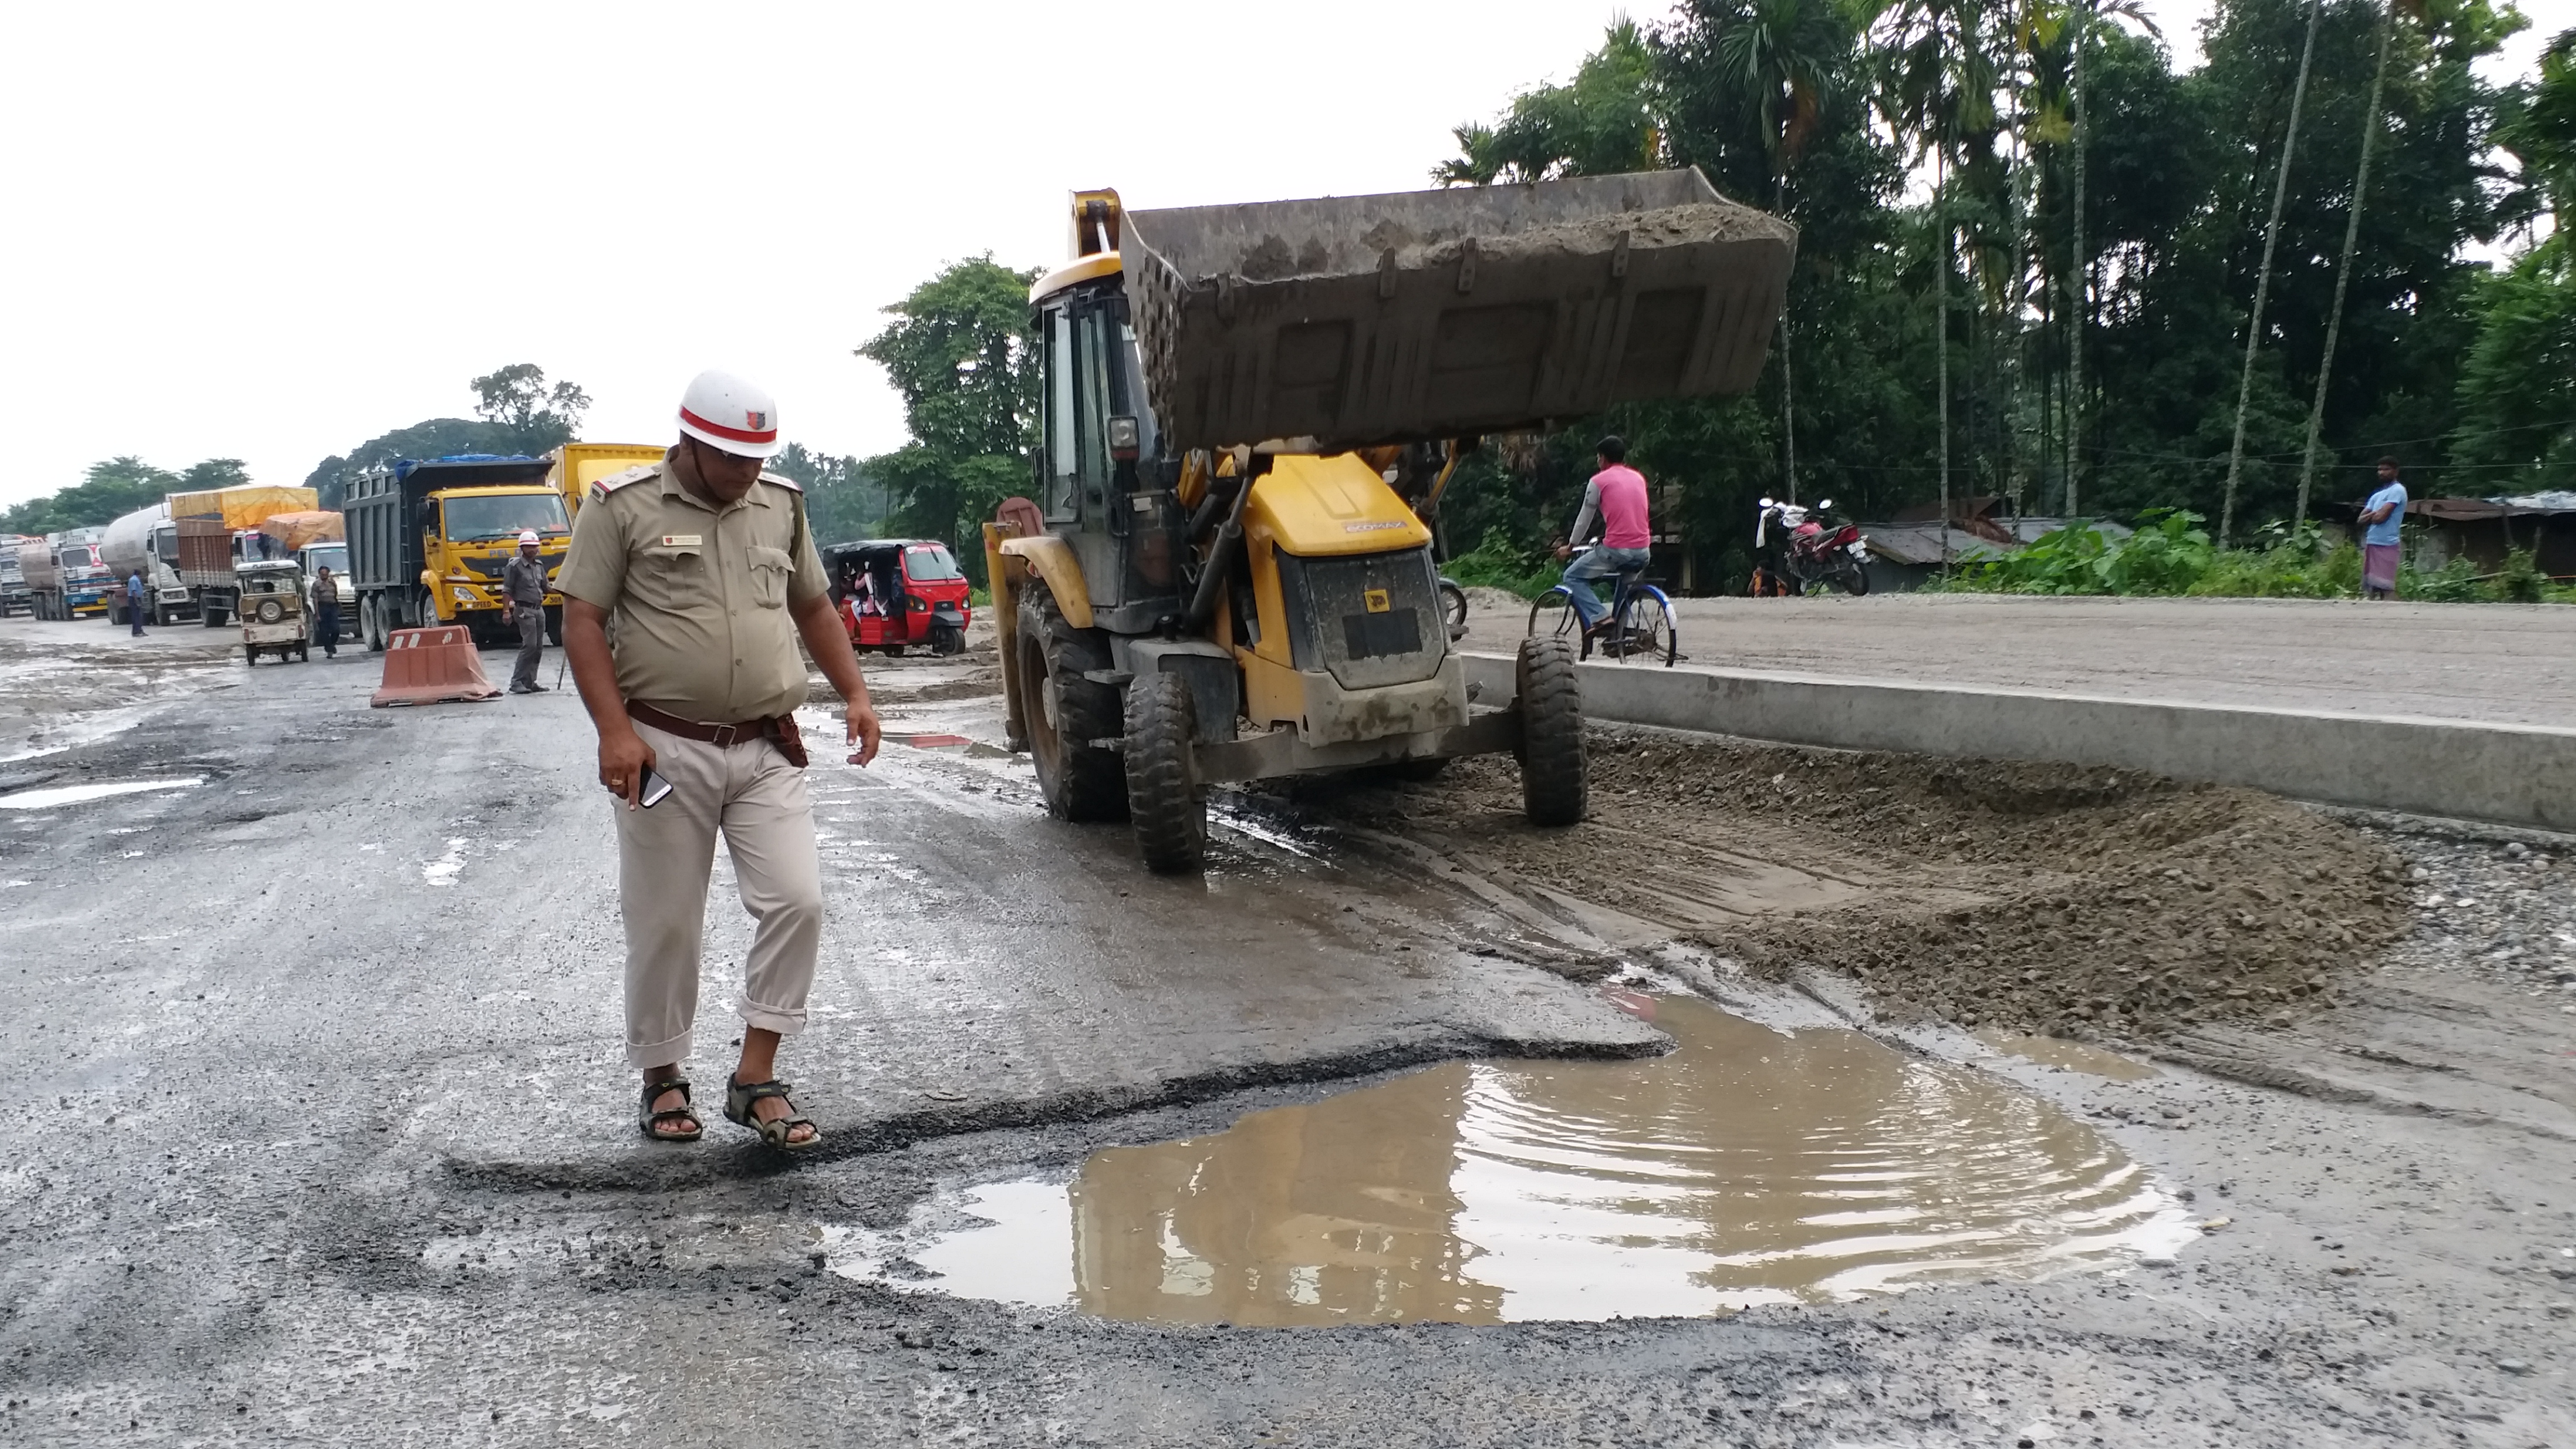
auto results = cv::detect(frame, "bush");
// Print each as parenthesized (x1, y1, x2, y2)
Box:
(2488, 548, 2549, 603)
(2402, 556, 2484, 602)
(1444, 528, 1562, 599)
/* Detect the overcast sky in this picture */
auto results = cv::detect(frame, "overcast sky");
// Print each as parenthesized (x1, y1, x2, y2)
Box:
(2, 0, 2564, 510)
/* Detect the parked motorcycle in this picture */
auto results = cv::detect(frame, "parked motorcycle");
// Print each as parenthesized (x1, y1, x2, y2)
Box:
(1753, 496, 1871, 596)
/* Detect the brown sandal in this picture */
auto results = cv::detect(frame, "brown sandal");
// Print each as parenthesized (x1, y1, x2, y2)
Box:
(638, 1078, 702, 1142)
(724, 1075, 821, 1151)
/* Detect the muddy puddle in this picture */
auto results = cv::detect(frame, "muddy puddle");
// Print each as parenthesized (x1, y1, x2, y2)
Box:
(0, 776, 204, 809)
(836, 995, 2192, 1325)
(1975, 1028, 2161, 1081)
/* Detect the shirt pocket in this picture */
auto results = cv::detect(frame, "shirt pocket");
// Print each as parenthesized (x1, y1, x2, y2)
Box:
(636, 544, 709, 610)
(746, 545, 793, 609)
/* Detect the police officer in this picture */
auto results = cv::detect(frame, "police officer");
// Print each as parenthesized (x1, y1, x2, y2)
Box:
(557, 370, 882, 1149)
(501, 531, 551, 693)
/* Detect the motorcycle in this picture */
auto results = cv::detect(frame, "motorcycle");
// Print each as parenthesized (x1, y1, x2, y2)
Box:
(1753, 496, 1871, 596)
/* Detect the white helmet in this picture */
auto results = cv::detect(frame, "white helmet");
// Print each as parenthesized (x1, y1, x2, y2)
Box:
(517, 530, 541, 546)
(676, 369, 783, 458)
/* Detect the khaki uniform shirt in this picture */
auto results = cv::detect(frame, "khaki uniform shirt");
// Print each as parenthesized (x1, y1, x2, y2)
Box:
(556, 453, 828, 722)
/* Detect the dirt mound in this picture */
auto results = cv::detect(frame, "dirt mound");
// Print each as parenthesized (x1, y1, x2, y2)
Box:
(1342, 729, 2413, 1042)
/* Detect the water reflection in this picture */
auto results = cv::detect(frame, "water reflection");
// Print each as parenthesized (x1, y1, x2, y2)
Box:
(891, 996, 2191, 1325)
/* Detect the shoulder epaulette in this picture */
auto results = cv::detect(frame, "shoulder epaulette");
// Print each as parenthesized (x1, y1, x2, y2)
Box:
(589, 463, 660, 501)
(758, 471, 803, 493)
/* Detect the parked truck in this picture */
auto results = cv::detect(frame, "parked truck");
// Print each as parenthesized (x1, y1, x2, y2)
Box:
(166, 484, 320, 627)
(25, 528, 112, 620)
(100, 503, 196, 626)
(544, 442, 665, 522)
(1, 536, 36, 617)
(343, 454, 570, 651)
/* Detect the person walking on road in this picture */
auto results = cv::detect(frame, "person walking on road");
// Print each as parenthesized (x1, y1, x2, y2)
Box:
(1552, 435, 1654, 634)
(557, 369, 883, 1150)
(125, 567, 147, 636)
(310, 565, 342, 659)
(2359, 457, 2408, 602)
(502, 531, 552, 693)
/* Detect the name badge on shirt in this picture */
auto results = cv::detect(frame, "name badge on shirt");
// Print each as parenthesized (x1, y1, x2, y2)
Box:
(661, 534, 702, 547)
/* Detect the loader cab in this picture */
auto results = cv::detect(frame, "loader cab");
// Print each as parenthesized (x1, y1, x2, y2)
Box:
(1030, 266, 1180, 633)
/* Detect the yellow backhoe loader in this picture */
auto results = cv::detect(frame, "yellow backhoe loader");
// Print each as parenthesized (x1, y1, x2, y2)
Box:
(984, 169, 1795, 872)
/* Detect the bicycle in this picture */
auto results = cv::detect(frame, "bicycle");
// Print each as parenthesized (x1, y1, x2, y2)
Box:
(1526, 547, 1679, 666)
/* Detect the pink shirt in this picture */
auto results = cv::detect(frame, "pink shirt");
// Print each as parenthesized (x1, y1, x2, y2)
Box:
(1593, 465, 1652, 550)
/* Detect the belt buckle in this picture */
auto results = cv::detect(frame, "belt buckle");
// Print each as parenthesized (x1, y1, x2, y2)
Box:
(708, 723, 738, 747)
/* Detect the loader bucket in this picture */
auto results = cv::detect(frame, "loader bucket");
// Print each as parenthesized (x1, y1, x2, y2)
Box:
(1120, 168, 1795, 453)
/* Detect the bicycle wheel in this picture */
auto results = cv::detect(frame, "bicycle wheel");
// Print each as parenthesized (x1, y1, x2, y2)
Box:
(1438, 577, 1469, 642)
(1622, 586, 1679, 666)
(1527, 586, 1580, 641)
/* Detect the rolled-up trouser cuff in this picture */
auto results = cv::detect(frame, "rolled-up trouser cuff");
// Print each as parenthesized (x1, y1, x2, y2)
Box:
(628, 1025, 694, 1070)
(738, 1000, 808, 1036)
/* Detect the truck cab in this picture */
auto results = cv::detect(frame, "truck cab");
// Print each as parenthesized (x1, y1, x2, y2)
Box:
(343, 456, 570, 651)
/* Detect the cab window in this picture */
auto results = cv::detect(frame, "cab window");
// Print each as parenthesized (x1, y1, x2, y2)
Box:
(1043, 305, 1079, 521)
(1041, 293, 1120, 522)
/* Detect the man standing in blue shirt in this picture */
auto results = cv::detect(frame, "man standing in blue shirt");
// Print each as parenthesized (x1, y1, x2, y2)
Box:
(2359, 457, 2407, 601)
(125, 567, 148, 636)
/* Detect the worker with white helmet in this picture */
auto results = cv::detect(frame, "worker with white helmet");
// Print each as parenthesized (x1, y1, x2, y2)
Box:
(500, 528, 552, 694)
(556, 369, 883, 1150)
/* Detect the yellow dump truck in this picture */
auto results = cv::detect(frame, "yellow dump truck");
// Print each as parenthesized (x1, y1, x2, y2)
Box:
(546, 442, 666, 520)
(987, 170, 1794, 872)
(342, 455, 570, 650)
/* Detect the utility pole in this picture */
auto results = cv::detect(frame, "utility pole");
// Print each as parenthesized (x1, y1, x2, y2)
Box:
(1938, 143, 1953, 570)
(2222, 0, 2326, 547)
(2295, 2, 2397, 532)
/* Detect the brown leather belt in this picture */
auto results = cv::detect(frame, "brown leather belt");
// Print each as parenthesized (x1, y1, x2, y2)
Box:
(626, 700, 807, 767)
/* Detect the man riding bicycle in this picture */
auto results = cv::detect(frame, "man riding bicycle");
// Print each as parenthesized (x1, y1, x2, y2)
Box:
(1552, 435, 1653, 635)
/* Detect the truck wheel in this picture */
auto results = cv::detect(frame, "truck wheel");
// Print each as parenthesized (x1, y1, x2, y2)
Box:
(1124, 670, 1205, 873)
(201, 602, 224, 628)
(545, 607, 562, 647)
(363, 596, 386, 652)
(932, 624, 966, 656)
(1016, 582, 1126, 822)
(1515, 634, 1587, 827)
(244, 644, 259, 666)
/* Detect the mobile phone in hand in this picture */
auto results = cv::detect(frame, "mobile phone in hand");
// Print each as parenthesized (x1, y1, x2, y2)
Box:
(637, 766, 674, 809)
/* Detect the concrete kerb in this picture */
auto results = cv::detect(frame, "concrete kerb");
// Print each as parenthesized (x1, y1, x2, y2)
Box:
(1460, 652, 2576, 832)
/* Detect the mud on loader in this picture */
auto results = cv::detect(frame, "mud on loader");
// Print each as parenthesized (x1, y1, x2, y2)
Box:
(984, 171, 1795, 873)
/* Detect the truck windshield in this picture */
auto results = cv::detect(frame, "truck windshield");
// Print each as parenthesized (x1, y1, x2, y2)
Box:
(904, 546, 964, 581)
(304, 545, 348, 575)
(442, 495, 570, 542)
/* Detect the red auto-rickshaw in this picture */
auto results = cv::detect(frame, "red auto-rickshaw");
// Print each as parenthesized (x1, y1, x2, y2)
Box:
(825, 538, 972, 656)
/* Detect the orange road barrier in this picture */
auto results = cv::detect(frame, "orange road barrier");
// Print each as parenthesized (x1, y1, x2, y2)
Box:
(370, 626, 503, 707)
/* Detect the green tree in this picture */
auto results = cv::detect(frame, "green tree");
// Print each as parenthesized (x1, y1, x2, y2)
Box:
(1436, 20, 1663, 183)
(0, 457, 183, 533)
(854, 255, 1040, 574)
(2449, 234, 2576, 486)
(302, 418, 518, 509)
(469, 363, 591, 456)
(766, 442, 880, 544)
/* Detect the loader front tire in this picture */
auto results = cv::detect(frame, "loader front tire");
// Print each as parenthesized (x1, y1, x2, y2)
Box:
(1016, 582, 1128, 822)
(1124, 670, 1206, 874)
(1515, 634, 1587, 827)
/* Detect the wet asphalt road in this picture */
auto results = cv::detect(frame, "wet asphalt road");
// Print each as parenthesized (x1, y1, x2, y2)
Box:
(2, 624, 2572, 1446)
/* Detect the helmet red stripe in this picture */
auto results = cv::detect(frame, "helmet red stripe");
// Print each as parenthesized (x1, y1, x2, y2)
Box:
(679, 406, 778, 445)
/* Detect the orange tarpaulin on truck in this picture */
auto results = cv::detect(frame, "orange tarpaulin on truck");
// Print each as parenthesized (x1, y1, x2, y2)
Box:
(167, 484, 318, 530)
(257, 510, 344, 550)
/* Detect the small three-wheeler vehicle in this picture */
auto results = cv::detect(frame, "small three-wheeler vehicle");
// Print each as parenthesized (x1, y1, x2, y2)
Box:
(824, 539, 972, 656)
(237, 560, 309, 664)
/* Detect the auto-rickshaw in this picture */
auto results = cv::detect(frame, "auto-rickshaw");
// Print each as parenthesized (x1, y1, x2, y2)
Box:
(237, 559, 309, 664)
(823, 538, 972, 656)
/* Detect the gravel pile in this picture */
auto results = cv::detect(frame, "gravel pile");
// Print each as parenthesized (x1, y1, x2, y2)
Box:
(2362, 823, 2576, 1006)
(1386, 730, 2416, 1042)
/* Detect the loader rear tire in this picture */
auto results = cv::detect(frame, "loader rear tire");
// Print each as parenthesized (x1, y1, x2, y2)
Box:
(1515, 634, 1586, 827)
(1016, 582, 1127, 822)
(1124, 670, 1205, 874)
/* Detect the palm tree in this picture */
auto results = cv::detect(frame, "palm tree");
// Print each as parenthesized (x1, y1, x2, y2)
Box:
(2293, 1, 2406, 530)
(2220, 0, 2328, 546)
(1703, 0, 1859, 501)
(1876, 0, 2001, 565)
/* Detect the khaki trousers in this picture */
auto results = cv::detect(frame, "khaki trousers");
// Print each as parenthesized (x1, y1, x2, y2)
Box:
(614, 718, 823, 1068)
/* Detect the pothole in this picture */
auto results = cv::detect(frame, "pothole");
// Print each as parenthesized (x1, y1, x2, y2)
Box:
(832, 995, 2194, 1325)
